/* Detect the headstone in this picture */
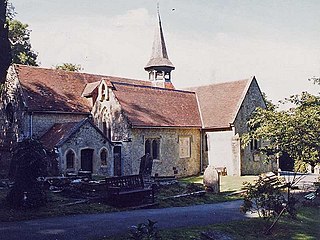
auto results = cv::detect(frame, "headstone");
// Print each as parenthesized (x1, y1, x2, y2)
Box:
(203, 165, 220, 193)
(139, 153, 153, 178)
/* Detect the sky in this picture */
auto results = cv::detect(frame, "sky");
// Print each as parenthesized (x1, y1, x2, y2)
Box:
(10, 0, 320, 104)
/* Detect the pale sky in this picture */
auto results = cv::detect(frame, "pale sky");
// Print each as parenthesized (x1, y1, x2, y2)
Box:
(10, 0, 320, 104)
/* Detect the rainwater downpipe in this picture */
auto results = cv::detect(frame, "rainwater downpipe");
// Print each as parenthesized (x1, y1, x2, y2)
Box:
(200, 130, 203, 173)
(29, 112, 33, 138)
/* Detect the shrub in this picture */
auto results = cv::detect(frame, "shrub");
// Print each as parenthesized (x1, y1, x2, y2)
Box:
(6, 138, 48, 208)
(129, 219, 160, 240)
(241, 176, 286, 221)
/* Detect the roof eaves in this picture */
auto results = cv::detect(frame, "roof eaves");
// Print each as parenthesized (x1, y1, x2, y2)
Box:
(56, 119, 87, 147)
(230, 77, 253, 124)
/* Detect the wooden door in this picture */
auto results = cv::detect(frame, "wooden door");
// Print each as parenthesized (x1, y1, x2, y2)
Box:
(81, 149, 94, 172)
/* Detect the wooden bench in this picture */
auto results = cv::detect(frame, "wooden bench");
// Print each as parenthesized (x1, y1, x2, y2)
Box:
(105, 174, 154, 207)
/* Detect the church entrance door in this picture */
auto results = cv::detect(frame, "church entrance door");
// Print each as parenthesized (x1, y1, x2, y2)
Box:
(81, 149, 94, 172)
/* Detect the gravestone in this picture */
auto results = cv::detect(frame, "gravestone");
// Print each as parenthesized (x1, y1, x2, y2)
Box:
(203, 165, 220, 193)
(139, 153, 153, 187)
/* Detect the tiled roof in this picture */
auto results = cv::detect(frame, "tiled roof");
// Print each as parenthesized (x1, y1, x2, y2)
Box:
(40, 121, 80, 149)
(187, 79, 251, 129)
(14, 64, 151, 113)
(112, 82, 202, 128)
(40, 118, 111, 149)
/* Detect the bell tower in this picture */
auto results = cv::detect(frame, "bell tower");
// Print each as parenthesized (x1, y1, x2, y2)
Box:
(144, 6, 175, 88)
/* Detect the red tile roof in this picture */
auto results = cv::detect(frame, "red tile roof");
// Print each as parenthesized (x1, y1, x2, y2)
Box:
(187, 79, 251, 129)
(14, 64, 151, 113)
(112, 82, 202, 128)
(40, 118, 111, 149)
(40, 121, 80, 149)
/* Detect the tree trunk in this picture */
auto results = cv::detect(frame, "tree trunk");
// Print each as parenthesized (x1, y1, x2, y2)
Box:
(0, 0, 11, 84)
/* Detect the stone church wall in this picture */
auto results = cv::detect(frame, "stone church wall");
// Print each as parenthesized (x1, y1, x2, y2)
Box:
(233, 79, 277, 175)
(129, 128, 201, 177)
(32, 113, 89, 138)
(58, 121, 113, 175)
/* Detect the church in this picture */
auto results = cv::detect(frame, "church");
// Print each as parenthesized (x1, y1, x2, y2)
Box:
(0, 12, 277, 177)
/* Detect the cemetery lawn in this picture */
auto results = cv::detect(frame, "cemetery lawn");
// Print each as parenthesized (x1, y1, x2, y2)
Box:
(0, 175, 247, 222)
(104, 206, 320, 240)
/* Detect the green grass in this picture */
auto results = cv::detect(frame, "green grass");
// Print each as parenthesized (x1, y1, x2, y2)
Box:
(179, 175, 258, 192)
(104, 206, 320, 240)
(0, 190, 118, 222)
(0, 175, 255, 222)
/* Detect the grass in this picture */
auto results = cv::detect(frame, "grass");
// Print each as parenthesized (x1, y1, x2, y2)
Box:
(0, 175, 254, 222)
(0, 189, 118, 222)
(104, 206, 320, 240)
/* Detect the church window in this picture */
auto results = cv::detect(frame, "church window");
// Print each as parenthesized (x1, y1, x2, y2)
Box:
(152, 139, 159, 159)
(100, 84, 109, 101)
(250, 139, 260, 151)
(179, 136, 191, 158)
(5, 103, 14, 124)
(103, 121, 111, 140)
(145, 138, 160, 159)
(100, 149, 108, 166)
(145, 139, 151, 156)
(101, 85, 105, 101)
(66, 150, 75, 169)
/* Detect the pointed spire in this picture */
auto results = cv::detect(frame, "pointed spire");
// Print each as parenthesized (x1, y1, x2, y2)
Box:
(144, 5, 175, 71)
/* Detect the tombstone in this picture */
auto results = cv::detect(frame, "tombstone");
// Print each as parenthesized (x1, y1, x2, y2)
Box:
(203, 165, 220, 193)
(139, 153, 153, 179)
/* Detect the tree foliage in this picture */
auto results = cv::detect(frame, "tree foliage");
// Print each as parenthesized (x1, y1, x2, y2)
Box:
(54, 63, 83, 72)
(7, 138, 48, 208)
(0, 0, 11, 83)
(241, 176, 286, 221)
(6, 2, 38, 66)
(242, 84, 320, 172)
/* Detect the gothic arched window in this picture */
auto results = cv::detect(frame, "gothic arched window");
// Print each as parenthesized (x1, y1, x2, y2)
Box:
(145, 139, 151, 156)
(100, 149, 108, 166)
(152, 139, 159, 159)
(66, 150, 75, 169)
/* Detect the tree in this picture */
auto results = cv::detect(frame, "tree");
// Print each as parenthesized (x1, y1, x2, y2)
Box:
(54, 63, 83, 72)
(6, 138, 48, 208)
(242, 84, 320, 172)
(7, 3, 38, 66)
(0, 0, 11, 83)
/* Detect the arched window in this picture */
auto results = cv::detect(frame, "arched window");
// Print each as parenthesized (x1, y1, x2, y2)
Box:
(101, 84, 106, 101)
(145, 138, 160, 159)
(152, 139, 159, 159)
(5, 103, 14, 124)
(145, 139, 151, 156)
(100, 149, 108, 166)
(66, 150, 75, 169)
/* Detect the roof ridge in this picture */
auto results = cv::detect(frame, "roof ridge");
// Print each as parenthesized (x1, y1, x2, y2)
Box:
(112, 81, 196, 94)
(186, 78, 250, 89)
(14, 64, 149, 83)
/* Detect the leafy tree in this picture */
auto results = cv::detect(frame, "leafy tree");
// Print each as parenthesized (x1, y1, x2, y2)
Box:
(242, 85, 320, 172)
(7, 2, 38, 66)
(0, 0, 11, 83)
(7, 138, 48, 208)
(54, 63, 83, 72)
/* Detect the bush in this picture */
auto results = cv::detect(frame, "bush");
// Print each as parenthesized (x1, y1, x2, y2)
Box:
(6, 138, 48, 208)
(241, 176, 286, 221)
(129, 219, 160, 240)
